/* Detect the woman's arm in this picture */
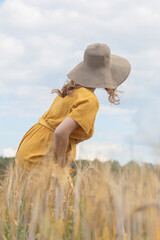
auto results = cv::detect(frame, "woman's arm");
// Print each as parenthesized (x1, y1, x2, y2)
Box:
(53, 116, 79, 167)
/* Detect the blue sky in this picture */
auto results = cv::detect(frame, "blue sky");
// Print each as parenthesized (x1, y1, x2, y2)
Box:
(0, 0, 160, 164)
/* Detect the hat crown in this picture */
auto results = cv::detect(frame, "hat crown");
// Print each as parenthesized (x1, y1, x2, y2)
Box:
(84, 43, 111, 68)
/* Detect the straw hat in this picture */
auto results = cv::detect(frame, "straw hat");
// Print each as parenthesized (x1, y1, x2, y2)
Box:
(67, 43, 131, 89)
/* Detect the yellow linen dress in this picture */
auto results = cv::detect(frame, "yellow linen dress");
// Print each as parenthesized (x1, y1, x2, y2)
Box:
(15, 87, 99, 171)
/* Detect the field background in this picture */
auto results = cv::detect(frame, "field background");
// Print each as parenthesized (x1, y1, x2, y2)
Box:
(0, 157, 160, 240)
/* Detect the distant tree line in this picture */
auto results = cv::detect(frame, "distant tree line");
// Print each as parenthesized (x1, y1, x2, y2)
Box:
(0, 156, 160, 180)
(0, 157, 15, 177)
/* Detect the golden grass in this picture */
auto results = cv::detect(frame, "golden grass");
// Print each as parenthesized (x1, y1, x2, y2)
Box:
(0, 160, 160, 240)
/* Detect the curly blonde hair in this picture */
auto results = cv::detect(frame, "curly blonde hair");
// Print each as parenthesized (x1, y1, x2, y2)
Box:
(51, 80, 81, 98)
(51, 80, 121, 105)
(105, 88, 121, 105)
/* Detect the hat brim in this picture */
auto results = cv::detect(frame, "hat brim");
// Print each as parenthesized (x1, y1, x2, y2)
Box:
(67, 54, 131, 89)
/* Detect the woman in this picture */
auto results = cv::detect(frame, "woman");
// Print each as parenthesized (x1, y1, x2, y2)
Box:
(15, 43, 131, 176)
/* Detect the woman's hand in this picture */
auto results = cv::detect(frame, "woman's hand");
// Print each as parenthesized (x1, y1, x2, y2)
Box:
(53, 132, 68, 168)
(53, 117, 79, 168)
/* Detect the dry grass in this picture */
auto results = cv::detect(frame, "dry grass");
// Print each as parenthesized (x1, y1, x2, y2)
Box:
(0, 160, 160, 240)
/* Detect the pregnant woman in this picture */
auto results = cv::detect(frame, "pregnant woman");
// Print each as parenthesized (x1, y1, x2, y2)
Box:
(15, 43, 131, 181)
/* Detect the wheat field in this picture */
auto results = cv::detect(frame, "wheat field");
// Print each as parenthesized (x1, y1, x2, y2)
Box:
(0, 160, 160, 240)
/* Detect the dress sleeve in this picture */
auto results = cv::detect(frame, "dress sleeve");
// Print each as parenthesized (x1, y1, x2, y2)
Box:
(68, 96, 99, 135)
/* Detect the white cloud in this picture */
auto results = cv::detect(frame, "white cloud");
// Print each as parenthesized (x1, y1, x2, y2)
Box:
(0, 85, 54, 118)
(99, 105, 137, 116)
(76, 141, 125, 162)
(0, 34, 25, 63)
(2, 148, 17, 158)
(76, 140, 156, 164)
(0, 0, 43, 29)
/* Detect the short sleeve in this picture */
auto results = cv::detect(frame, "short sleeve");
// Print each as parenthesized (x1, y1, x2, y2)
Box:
(68, 96, 99, 135)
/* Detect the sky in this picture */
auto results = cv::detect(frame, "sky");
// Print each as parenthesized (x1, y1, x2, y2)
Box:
(0, 0, 160, 164)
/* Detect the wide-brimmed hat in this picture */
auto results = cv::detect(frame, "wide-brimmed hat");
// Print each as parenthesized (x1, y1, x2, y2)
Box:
(67, 43, 131, 89)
